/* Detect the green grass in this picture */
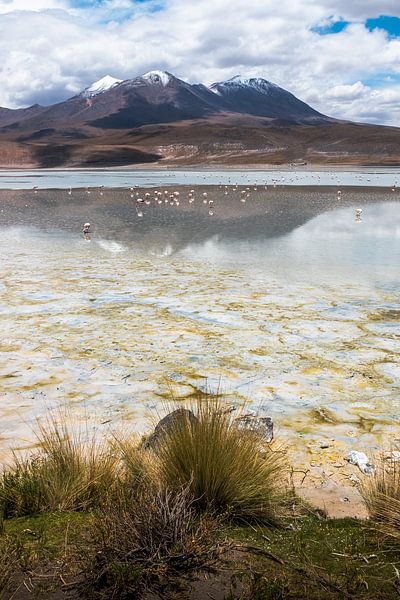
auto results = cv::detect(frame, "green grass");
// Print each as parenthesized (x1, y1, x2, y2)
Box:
(224, 516, 400, 599)
(156, 400, 291, 524)
(0, 512, 399, 599)
(0, 511, 93, 598)
(0, 403, 290, 525)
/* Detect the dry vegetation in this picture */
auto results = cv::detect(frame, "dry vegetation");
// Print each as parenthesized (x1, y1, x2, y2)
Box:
(0, 417, 119, 517)
(155, 402, 290, 524)
(0, 404, 399, 599)
(0, 401, 292, 598)
(362, 452, 400, 544)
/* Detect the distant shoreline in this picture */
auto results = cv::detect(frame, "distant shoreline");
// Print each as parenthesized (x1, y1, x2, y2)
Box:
(0, 165, 399, 191)
(1, 163, 400, 172)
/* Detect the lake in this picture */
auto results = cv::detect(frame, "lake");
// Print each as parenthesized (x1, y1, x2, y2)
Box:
(0, 166, 399, 189)
(1, 183, 399, 472)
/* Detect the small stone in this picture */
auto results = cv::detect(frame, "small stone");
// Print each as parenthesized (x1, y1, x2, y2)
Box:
(320, 442, 330, 449)
(348, 473, 360, 484)
(235, 414, 273, 443)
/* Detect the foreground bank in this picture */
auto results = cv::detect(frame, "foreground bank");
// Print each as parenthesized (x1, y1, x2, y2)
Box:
(0, 403, 399, 599)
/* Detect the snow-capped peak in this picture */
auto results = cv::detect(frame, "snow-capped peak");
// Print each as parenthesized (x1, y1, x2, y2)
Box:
(82, 75, 122, 97)
(210, 75, 278, 94)
(141, 70, 171, 86)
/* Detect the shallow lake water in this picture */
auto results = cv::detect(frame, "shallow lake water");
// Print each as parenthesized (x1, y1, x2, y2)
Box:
(0, 166, 400, 189)
(0, 184, 399, 468)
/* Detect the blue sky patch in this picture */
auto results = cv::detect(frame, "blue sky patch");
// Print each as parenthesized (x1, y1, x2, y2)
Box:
(313, 14, 400, 38)
(363, 72, 400, 88)
(68, 0, 164, 22)
(365, 15, 400, 38)
(311, 18, 349, 35)
(69, 0, 160, 7)
(69, 0, 103, 7)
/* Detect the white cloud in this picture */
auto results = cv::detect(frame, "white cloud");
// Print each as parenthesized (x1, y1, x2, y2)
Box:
(325, 82, 367, 101)
(0, 0, 400, 125)
(321, 84, 400, 125)
(322, 1, 400, 19)
(0, 0, 66, 13)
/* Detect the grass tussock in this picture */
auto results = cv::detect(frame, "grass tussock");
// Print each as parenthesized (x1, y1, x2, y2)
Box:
(113, 434, 156, 493)
(0, 416, 119, 517)
(362, 452, 400, 543)
(0, 402, 294, 597)
(86, 483, 220, 598)
(0, 536, 17, 599)
(156, 400, 290, 524)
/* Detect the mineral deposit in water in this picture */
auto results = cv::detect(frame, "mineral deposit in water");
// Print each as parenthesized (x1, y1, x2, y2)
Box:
(0, 185, 399, 466)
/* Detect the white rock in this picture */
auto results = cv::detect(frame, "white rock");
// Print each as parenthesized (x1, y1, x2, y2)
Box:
(346, 451, 374, 475)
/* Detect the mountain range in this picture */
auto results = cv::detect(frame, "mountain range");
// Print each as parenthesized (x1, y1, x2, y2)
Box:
(0, 70, 399, 167)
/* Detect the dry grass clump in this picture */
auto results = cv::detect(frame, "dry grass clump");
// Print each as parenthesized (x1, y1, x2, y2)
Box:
(0, 417, 119, 517)
(86, 483, 220, 598)
(0, 403, 291, 528)
(0, 403, 296, 598)
(362, 452, 400, 543)
(0, 536, 17, 599)
(156, 400, 290, 524)
(113, 435, 156, 493)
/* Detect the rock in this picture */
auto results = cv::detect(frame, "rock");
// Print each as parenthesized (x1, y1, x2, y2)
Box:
(348, 473, 360, 484)
(235, 414, 273, 443)
(142, 408, 197, 450)
(346, 450, 374, 475)
(320, 442, 330, 449)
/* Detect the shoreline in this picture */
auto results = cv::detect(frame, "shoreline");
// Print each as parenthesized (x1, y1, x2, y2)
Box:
(1, 162, 400, 172)
(1, 165, 399, 191)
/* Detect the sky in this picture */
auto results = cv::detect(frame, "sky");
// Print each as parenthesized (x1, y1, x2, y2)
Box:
(1, 0, 400, 125)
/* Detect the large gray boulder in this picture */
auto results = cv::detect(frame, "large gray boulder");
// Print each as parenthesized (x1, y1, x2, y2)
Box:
(142, 408, 197, 451)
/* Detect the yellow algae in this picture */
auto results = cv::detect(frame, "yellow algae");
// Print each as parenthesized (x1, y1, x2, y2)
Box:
(301, 366, 324, 376)
(249, 347, 268, 356)
(368, 309, 400, 321)
(0, 344, 21, 352)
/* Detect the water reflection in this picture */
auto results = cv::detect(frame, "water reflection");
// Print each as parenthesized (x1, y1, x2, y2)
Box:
(0, 185, 398, 249)
(0, 186, 399, 464)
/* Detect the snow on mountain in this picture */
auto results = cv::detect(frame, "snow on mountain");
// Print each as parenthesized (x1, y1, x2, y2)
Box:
(141, 71, 171, 86)
(82, 75, 122, 97)
(210, 75, 279, 94)
(51, 70, 326, 127)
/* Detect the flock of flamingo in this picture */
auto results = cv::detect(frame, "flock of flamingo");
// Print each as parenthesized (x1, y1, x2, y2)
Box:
(29, 175, 399, 236)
